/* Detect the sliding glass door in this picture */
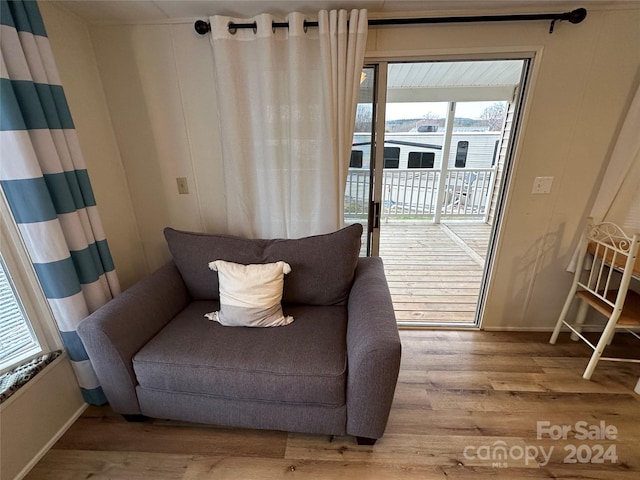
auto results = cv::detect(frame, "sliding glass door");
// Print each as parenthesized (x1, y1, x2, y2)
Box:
(346, 58, 532, 327)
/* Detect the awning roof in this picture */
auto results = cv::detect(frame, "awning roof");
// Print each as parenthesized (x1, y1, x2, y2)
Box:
(360, 59, 524, 103)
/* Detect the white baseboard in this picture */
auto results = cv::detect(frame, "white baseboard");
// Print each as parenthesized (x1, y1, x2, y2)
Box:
(481, 326, 607, 332)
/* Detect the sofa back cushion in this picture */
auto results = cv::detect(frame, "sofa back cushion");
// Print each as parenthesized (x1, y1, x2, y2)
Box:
(164, 224, 363, 305)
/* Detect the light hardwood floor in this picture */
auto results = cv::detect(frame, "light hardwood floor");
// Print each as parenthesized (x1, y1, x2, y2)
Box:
(26, 330, 640, 479)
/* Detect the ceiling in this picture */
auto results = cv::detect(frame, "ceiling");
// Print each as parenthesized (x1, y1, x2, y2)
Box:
(53, 0, 624, 25)
(386, 61, 523, 89)
(358, 60, 525, 103)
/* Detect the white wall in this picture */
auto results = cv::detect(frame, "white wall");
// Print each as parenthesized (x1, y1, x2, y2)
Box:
(43, 5, 640, 329)
(0, 356, 86, 480)
(40, 2, 147, 290)
(88, 23, 226, 273)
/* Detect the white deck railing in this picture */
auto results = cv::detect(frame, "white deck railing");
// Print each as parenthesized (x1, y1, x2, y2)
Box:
(345, 168, 495, 221)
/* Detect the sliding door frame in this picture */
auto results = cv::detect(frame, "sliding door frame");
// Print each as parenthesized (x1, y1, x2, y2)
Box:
(367, 62, 387, 257)
(362, 51, 538, 328)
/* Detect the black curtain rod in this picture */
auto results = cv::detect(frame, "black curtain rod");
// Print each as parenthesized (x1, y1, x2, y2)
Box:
(194, 8, 586, 36)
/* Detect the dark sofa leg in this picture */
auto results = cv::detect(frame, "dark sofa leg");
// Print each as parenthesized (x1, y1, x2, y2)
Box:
(122, 414, 148, 422)
(356, 436, 377, 446)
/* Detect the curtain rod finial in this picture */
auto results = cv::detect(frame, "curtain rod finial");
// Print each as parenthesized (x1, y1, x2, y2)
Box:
(568, 8, 587, 24)
(550, 8, 587, 34)
(195, 20, 211, 35)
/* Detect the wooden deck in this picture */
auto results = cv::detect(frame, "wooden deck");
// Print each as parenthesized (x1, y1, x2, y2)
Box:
(379, 221, 492, 325)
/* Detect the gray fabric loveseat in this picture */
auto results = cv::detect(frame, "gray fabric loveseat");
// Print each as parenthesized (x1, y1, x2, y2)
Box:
(78, 224, 401, 445)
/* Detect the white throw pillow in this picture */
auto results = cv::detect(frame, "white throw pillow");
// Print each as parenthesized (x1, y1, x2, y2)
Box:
(204, 260, 294, 327)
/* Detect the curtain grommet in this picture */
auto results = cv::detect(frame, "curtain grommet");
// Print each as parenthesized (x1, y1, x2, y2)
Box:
(228, 22, 237, 35)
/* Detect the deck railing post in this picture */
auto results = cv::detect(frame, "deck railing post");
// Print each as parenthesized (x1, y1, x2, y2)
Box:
(434, 102, 456, 224)
(483, 167, 497, 223)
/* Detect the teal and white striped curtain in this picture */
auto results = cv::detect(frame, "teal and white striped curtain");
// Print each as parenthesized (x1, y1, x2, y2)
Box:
(0, 0, 120, 404)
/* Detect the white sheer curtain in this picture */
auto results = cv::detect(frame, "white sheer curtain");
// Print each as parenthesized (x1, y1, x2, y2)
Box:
(209, 9, 367, 239)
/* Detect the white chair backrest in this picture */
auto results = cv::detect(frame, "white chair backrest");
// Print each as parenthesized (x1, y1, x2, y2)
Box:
(577, 221, 640, 310)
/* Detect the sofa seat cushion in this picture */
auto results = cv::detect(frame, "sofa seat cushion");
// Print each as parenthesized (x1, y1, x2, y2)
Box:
(132, 301, 348, 406)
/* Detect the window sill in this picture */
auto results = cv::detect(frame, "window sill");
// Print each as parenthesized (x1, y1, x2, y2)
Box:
(0, 351, 65, 410)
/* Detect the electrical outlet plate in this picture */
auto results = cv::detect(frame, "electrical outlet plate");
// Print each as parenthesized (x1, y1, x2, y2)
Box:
(532, 176, 553, 194)
(176, 177, 189, 194)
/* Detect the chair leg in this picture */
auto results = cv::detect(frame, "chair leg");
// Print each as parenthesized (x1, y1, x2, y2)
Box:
(604, 325, 617, 346)
(551, 289, 578, 344)
(583, 342, 604, 380)
(605, 332, 615, 346)
(583, 312, 621, 380)
(570, 300, 589, 341)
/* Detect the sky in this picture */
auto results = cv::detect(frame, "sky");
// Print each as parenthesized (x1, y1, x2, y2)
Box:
(385, 101, 501, 121)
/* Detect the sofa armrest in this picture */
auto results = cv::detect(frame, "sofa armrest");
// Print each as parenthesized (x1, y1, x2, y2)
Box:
(77, 262, 191, 414)
(346, 257, 401, 440)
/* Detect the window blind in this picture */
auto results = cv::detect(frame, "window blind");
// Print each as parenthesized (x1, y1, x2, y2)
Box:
(0, 256, 40, 367)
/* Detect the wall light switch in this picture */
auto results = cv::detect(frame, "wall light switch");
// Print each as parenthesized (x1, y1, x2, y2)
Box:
(532, 176, 553, 194)
(176, 177, 189, 195)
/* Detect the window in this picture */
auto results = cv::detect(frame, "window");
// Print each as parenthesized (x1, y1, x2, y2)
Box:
(0, 254, 41, 371)
(455, 141, 469, 168)
(0, 194, 60, 376)
(349, 150, 363, 168)
(407, 151, 435, 168)
(383, 147, 400, 169)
